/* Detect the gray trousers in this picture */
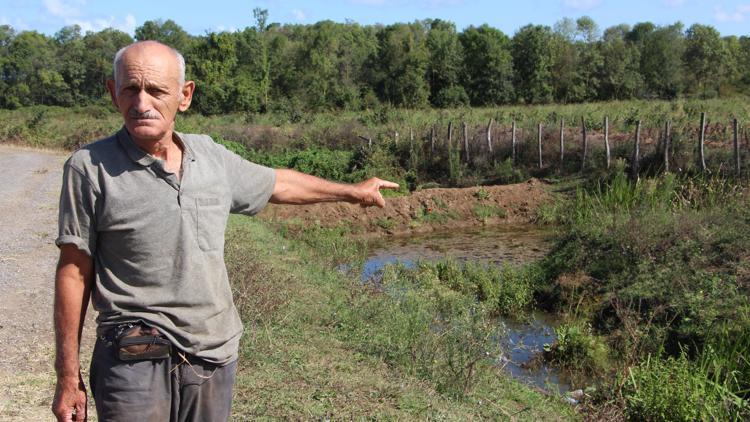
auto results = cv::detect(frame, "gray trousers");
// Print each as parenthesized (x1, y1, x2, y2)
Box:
(90, 334, 237, 422)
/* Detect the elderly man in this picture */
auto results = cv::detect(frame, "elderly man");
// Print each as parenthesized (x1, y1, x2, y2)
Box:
(52, 40, 397, 422)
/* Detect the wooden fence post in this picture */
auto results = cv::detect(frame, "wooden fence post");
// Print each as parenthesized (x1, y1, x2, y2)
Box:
(447, 121, 453, 153)
(409, 127, 414, 156)
(664, 120, 671, 173)
(430, 126, 435, 155)
(511, 119, 517, 164)
(734, 118, 740, 175)
(538, 123, 543, 169)
(559, 118, 565, 165)
(604, 116, 610, 170)
(487, 118, 493, 153)
(359, 135, 372, 150)
(462, 121, 469, 163)
(581, 116, 588, 172)
(631, 120, 641, 180)
(699, 112, 707, 172)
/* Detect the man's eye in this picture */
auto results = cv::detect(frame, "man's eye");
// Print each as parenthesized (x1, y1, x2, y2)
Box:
(148, 88, 167, 96)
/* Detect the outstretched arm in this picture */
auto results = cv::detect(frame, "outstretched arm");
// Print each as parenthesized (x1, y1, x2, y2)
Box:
(52, 244, 94, 422)
(270, 169, 399, 208)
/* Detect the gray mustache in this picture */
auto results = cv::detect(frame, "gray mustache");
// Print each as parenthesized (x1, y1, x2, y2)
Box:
(128, 110, 160, 119)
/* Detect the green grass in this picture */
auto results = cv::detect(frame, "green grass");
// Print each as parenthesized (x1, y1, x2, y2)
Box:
(223, 216, 577, 419)
(472, 204, 508, 220)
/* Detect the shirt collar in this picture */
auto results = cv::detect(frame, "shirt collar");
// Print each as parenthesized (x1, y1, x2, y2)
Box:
(117, 127, 195, 166)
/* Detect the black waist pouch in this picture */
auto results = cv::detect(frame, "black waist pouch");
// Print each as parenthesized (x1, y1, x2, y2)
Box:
(116, 324, 172, 361)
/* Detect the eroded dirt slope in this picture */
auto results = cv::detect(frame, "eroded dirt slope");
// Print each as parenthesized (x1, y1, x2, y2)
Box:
(260, 178, 552, 235)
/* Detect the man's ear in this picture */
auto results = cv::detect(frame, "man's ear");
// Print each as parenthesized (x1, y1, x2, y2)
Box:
(106, 79, 118, 109)
(178, 81, 195, 112)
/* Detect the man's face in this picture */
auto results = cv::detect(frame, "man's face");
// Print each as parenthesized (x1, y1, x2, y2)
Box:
(107, 43, 194, 144)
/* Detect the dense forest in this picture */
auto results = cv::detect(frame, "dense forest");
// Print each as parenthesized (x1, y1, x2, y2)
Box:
(1, 9, 749, 114)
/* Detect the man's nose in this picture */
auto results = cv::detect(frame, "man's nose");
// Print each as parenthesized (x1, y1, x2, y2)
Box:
(132, 89, 152, 112)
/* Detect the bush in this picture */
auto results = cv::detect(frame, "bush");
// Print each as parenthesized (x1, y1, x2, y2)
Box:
(544, 321, 609, 375)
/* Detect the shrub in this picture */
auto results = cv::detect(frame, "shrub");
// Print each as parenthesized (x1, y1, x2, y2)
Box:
(544, 321, 609, 375)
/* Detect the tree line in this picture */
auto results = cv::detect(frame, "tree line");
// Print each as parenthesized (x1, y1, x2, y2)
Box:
(1, 10, 749, 114)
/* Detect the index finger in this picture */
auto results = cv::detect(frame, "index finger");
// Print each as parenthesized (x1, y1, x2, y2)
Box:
(378, 180, 400, 190)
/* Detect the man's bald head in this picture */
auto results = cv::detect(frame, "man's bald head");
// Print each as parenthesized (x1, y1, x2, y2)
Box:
(107, 40, 195, 145)
(113, 41, 186, 91)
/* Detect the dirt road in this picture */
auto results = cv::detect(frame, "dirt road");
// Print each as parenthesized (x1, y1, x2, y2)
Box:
(0, 145, 96, 421)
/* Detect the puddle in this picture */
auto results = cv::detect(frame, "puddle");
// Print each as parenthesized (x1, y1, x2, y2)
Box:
(359, 225, 586, 393)
(362, 225, 552, 280)
(498, 312, 577, 394)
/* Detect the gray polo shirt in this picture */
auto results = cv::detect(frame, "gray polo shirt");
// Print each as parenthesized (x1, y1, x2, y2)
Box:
(56, 127, 276, 364)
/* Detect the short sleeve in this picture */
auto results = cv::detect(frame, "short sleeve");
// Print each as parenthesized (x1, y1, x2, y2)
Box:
(56, 160, 99, 256)
(219, 144, 276, 216)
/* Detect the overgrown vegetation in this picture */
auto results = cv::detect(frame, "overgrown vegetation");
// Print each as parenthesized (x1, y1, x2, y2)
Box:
(224, 216, 575, 419)
(536, 166, 750, 419)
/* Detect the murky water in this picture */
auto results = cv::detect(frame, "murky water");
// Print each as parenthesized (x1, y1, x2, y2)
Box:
(363, 225, 551, 280)
(360, 225, 581, 394)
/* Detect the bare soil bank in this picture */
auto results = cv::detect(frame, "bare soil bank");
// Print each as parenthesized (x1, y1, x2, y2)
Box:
(260, 178, 552, 236)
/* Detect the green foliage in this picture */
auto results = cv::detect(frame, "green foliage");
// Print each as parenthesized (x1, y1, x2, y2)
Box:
(425, 20, 465, 107)
(375, 217, 395, 230)
(473, 187, 490, 200)
(684, 24, 728, 98)
(373, 23, 430, 108)
(135, 19, 191, 52)
(387, 260, 539, 316)
(459, 25, 515, 105)
(544, 321, 609, 374)
(511, 25, 554, 104)
(1, 17, 747, 112)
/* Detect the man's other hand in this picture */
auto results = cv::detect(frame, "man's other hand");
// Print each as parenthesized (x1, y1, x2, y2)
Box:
(52, 373, 87, 421)
(351, 177, 399, 208)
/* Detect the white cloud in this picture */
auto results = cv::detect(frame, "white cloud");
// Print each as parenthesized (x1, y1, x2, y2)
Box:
(68, 14, 137, 34)
(291, 8, 306, 21)
(563, 0, 602, 11)
(213, 25, 238, 33)
(714, 4, 750, 22)
(122, 14, 136, 34)
(348, 0, 463, 6)
(43, 0, 84, 19)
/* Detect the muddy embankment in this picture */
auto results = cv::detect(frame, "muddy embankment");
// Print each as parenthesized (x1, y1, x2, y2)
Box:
(260, 178, 552, 236)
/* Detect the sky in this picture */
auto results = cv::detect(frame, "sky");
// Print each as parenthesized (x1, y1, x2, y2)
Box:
(1, 0, 749, 38)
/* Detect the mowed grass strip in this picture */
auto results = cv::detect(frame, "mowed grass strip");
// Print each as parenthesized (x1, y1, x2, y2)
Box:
(224, 216, 576, 420)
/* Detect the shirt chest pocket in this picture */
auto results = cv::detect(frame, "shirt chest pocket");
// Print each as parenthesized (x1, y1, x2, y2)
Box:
(196, 197, 228, 252)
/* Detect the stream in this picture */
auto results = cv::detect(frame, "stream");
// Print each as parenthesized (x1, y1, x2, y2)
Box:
(361, 225, 581, 394)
